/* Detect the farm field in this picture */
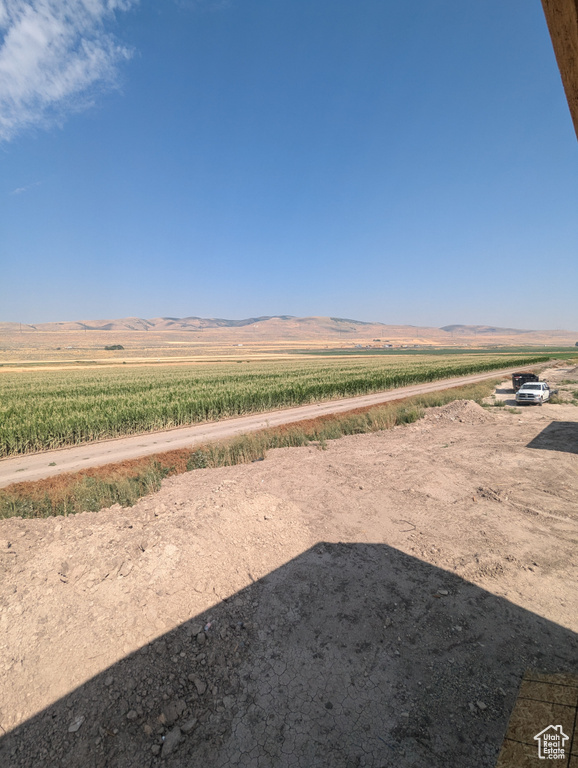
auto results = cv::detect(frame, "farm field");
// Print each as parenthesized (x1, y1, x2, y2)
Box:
(0, 351, 554, 457)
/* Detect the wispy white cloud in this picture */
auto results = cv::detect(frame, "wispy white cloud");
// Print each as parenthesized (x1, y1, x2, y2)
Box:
(0, 0, 137, 142)
(10, 179, 41, 194)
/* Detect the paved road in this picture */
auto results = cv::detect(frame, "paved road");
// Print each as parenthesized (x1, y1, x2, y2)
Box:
(0, 365, 527, 487)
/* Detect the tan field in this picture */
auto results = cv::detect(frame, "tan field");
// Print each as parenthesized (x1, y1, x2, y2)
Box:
(1, 315, 577, 367)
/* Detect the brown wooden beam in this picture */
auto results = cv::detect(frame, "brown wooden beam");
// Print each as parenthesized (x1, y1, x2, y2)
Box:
(541, 0, 578, 140)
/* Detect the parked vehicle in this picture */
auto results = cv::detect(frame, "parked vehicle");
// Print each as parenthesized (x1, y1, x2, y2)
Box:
(512, 372, 539, 392)
(515, 382, 551, 406)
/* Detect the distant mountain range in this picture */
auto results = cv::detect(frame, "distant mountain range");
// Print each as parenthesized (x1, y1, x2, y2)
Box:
(1, 315, 576, 346)
(1, 315, 377, 333)
(440, 324, 542, 336)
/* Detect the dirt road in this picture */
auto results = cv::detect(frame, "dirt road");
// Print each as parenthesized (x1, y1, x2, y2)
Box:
(1, 369, 577, 767)
(0, 364, 537, 487)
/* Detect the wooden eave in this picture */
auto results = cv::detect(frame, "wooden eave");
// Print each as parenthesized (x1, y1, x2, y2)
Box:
(541, 0, 578, 140)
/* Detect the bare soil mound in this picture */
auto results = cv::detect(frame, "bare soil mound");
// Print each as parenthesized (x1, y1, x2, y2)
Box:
(422, 398, 495, 425)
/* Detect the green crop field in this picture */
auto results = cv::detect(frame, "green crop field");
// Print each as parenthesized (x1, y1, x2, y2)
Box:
(0, 352, 554, 457)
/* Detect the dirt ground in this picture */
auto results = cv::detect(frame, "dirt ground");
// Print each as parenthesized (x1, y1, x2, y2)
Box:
(1, 366, 577, 768)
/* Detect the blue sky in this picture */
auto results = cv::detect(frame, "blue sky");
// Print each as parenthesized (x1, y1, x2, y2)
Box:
(1, 0, 577, 329)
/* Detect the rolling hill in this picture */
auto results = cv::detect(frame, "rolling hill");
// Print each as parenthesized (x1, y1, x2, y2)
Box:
(0, 315, 576, 347)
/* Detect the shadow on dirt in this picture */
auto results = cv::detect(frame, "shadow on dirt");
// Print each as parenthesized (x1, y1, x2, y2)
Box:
(1, 543, 577, 768)
(491, 387, 517, 405)
(526, 421, 578, 455)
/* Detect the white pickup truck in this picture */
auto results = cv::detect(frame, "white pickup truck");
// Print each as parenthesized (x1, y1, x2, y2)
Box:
(515, 382, 551, 406)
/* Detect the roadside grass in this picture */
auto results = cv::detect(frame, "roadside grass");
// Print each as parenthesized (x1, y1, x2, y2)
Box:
(0, 380, 496, 520)
(549, 392, 578, 405)
(549, 379, 578, 405)
(481, 398, 509, 408)
(548, 394, 564, 404)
